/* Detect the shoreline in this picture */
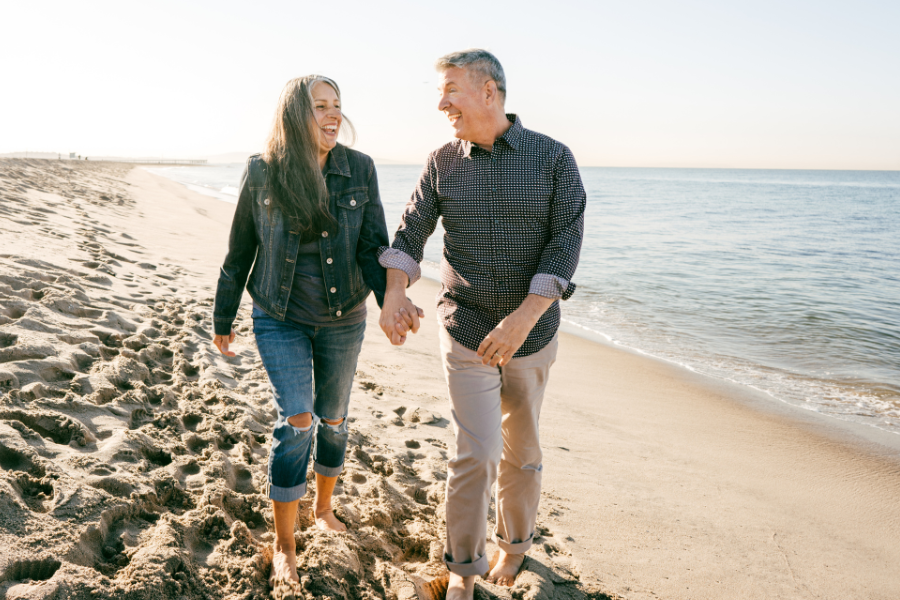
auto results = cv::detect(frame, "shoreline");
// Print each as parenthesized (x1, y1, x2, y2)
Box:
(405, 268, 900, 459)
(556, 318, 900, 459)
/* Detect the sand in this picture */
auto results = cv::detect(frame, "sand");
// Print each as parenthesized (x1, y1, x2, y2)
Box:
(1, 158, 898, 600)
(0, 159, 611, 600)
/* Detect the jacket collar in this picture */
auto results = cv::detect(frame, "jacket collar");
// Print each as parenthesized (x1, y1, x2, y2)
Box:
(462, 114, 523, 158)
(323, 143, 351, 177)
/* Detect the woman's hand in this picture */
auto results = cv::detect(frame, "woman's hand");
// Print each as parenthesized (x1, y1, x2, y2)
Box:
(214, 330, 237, 357)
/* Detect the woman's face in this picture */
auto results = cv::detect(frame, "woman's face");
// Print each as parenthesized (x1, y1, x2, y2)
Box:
(311, 81, 342, 157)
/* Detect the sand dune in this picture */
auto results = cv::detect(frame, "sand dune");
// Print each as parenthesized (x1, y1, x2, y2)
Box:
(0, 159, 611, 600)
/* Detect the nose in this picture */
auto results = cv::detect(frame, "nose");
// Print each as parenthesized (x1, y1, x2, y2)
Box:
(437, 91, 450, 112)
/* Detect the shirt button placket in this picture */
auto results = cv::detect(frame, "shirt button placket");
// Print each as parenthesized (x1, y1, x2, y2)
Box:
(489, 152, 501, 306)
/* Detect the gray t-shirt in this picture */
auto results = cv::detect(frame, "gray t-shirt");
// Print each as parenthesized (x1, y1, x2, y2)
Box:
(284, 239, 366, 327)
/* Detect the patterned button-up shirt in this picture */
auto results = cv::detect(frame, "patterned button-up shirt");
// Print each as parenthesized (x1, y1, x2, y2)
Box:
(380, 114, 585, 357)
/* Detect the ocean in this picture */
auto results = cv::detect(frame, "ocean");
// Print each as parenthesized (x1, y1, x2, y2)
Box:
(148, 163, 900, 435)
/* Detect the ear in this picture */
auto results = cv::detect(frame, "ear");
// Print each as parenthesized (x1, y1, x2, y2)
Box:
(483, 80, 498, 106)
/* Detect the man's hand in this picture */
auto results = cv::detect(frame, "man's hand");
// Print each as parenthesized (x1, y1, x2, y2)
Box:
(380, 268, 423, 345)
(477, 294, 555, 366)
(393, 303, 426, 341)
(214, 330, 237, 357)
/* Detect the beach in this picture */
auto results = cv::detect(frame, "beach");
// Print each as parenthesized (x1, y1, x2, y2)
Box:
(1, 159, 899, 600)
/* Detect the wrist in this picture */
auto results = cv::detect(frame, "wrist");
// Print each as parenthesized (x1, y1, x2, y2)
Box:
(510, 308, 540, 329)
(384, 287, 406, 300)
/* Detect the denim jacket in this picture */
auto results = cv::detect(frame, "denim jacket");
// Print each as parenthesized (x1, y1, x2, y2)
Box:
(213, 144, 388, 336)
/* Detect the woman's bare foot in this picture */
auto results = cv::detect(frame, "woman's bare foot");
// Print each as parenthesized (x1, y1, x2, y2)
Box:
(485, 550, 525, 586)
(446, 572, 475, 600)
(313, 508, 347, 532)
(270, 545, 299, 586)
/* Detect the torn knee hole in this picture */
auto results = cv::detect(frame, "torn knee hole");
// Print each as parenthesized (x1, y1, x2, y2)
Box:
(320, 416, 345, 431)
(287, 412, 313, 432)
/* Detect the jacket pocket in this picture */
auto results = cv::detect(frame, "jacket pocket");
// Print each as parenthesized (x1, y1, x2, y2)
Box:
(337, 191, 369, 231)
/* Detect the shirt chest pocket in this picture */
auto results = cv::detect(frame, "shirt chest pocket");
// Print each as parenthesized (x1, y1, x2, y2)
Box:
(336, 191, 369, 230)
(513, 174, 553, 233)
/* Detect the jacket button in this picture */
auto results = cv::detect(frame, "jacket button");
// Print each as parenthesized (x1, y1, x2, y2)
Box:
(336, 310, 342, 317)
(326, 258, 333, 264)
(350, 199, 357, 206)
(330, 287, 336, 293)
(264, 198, 270, 205)
(322, 231, 328, 237)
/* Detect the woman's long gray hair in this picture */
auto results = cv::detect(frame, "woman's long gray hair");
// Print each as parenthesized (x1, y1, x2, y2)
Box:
(263, 75, 355, 239)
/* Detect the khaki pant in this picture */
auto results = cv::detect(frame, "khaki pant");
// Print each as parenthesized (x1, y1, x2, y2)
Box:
(439, 326, 558, 576)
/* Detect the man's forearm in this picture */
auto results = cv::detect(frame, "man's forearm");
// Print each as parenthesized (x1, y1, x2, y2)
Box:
(512, 294, 555, 326)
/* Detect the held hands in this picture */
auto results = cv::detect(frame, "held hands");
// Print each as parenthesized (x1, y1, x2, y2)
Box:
(213, 330, 237, 357)
(379, 291, 424, 346)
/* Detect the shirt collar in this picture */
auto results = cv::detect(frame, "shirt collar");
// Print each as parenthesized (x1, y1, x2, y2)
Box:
(323, 143, 351, 177)
(461, 114, 523, 158)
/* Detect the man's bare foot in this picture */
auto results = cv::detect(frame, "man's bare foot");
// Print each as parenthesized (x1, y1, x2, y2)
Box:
(270, 545, 299, 586)
(313, 508, 347, 532)
(485, 550, 526, 586)
(446, 572, 475, 600)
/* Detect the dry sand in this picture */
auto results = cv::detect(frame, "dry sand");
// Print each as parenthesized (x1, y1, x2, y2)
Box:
(1, 159, 898, 600)
(0, 160, 610, 600)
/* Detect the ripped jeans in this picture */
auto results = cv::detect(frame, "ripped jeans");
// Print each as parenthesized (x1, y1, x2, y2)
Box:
(252, 306, 365, 502)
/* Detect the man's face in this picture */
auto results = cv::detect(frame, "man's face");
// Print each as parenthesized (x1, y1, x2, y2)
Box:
(437, 67, 491, 143)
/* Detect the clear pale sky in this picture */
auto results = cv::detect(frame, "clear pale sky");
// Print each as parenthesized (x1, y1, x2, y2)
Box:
(2, 0, 898, 169)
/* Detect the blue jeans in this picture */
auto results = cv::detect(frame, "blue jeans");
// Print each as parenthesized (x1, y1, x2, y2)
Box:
(252, 306, 366, 502)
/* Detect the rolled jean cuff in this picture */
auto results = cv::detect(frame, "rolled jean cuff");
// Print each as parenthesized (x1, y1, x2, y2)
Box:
(493, 531, 534, 554)
(313, 461, 344, 478)
(444, 552, 489, 577)
(267, 480, 307, 503)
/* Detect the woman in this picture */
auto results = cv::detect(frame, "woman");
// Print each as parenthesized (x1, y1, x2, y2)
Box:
(212, 75, 416, 584)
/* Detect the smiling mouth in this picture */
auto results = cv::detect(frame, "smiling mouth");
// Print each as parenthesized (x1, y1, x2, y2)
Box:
(447, 113, 461, 125)
(321, 124, 338, 135)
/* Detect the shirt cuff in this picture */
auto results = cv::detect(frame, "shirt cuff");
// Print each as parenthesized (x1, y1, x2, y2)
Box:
(378, 247, 421, 286)
(529, 274, 576, 300)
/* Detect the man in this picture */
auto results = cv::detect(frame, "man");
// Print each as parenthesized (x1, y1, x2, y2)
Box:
(380, 49, 585, 599)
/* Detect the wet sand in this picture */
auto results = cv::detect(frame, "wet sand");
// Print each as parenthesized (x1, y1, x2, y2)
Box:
(1, 158, 898, 600)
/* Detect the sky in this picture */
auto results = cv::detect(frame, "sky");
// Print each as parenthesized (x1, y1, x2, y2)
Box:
(1, 0, 898, 169)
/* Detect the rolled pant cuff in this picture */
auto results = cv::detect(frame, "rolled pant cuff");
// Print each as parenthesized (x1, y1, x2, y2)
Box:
(493, 531, 535, 554)
(313, 461, 344, 478)
(444, 553, 490, 577)
(267, 480, 307, 503)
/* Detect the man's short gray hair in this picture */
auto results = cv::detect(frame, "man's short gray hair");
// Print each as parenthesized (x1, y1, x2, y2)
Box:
(435, 48, 507, 99)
